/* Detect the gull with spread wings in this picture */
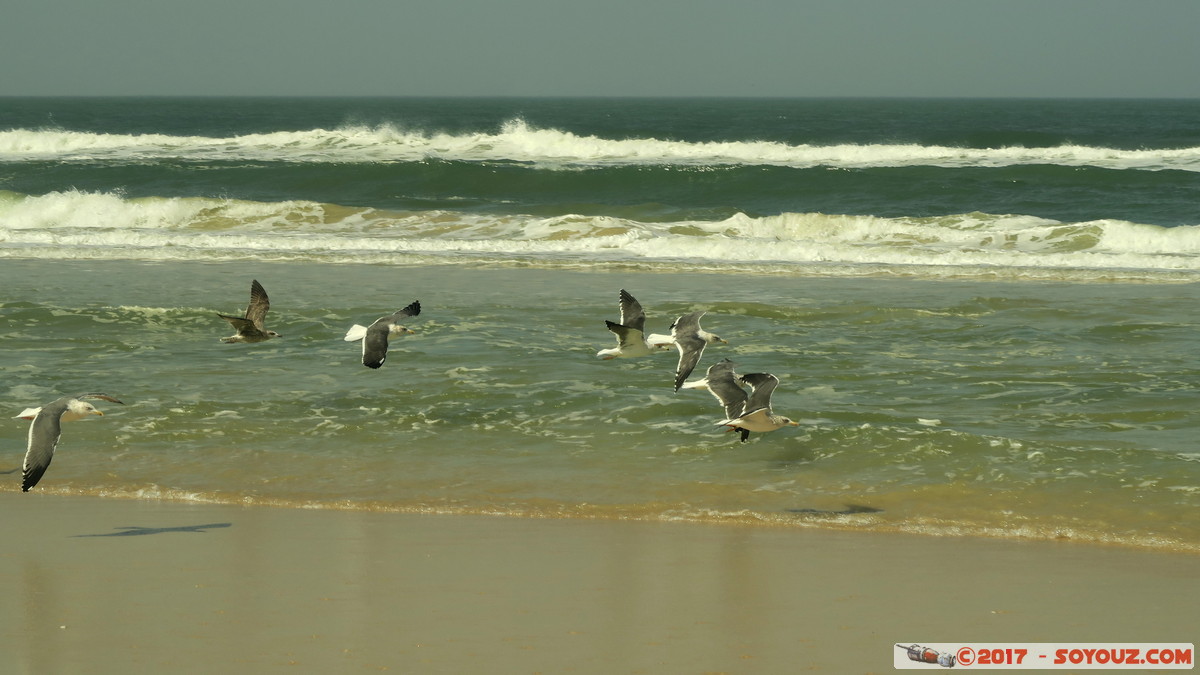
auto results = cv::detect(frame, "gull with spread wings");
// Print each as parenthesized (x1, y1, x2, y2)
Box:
(596, 289, 674, 359)
(344, 300, 422, 369)
(218, 279, 281, 343)
(669, 310, 727, 391)
(17, 393, 123, 492)
(681, 359, 798, 442)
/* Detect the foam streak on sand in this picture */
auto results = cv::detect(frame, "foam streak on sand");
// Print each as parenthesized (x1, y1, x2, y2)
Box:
(1, 493, 1196, 674)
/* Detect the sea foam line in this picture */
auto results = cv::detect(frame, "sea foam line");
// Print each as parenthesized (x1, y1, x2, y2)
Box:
(2, 120, 1199, 171)
(30, 485, 1200, 554)
(6, 189, 1200, 256)
(6, 193, 1200, 279)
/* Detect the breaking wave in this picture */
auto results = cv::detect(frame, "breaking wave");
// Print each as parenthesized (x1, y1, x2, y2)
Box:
(4, 189, 1200, 280)
(4, 119, 1200, 171)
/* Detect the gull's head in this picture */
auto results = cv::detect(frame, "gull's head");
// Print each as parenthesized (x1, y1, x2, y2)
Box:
(65, 400, 104, 420)
(390, 325, 416, 336)
(702, 332, 728, 345)
(75, 401, 102, 416)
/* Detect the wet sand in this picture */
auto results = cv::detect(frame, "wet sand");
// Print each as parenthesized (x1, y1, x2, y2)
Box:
(1, 492, 1194, 674)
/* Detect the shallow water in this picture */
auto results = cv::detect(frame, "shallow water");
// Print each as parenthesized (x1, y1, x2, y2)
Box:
(3, 259, 1197, 552)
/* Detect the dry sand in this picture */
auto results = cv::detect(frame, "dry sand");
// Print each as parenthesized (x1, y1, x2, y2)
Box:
(1, 492, 1194, 674)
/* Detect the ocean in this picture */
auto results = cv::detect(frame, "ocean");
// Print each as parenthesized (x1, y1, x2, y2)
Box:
(2, 97, 1198, 553)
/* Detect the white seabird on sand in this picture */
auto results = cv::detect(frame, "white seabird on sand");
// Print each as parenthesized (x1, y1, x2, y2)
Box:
(19, 393, 123, 492)
(669, 310, 728, 391)
(681, 359, 798, 442)
(344, 300, 421, 369)
(218, 279, 281, 343)
(596, 289, 674, 360)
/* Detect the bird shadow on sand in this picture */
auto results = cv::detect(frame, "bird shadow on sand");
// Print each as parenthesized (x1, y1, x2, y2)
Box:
(72, 523, 233, 538)
(786, 504, 883, 516)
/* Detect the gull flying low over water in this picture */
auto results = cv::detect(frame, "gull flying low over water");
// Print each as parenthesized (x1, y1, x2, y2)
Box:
(669, 310, 728, 391)
(596, 289, 674, 360)
(681, 359, 747, 438)
(681, 359, 798, 442)
(344, 300, 422, 369)
(18, 393, 123, 492)
(218, 279, 281, 343)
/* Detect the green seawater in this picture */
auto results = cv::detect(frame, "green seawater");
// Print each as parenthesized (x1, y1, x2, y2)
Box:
(3, 259, 1197, 552)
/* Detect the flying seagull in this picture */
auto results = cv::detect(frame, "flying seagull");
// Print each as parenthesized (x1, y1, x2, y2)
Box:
(669, 310, 727, 391)
(680, 359, 749, 439)
(343, 300, 422, 369)
(681, 360, 797, 442)
(19, 393, 123, 492)
(218, 279, 280, 343)
(717, 372, 800, 442)
(596, 289, 674, 359)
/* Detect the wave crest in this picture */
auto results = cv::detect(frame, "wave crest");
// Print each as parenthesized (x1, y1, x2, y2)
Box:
(3, 120, 1198, 171)
(4, 190, 1200, 280)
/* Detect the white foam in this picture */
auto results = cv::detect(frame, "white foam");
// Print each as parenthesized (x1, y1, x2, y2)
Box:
(3, 120, 1199, 171)
(5, 190, 1200, 280)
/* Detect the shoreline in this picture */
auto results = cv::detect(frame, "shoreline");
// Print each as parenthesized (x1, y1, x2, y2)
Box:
(9, 484, 1199, 557)
(3, 492, 1195, 674)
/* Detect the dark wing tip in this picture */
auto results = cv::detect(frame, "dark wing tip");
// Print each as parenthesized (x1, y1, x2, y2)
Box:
(76, 393, 124, 405)
(740, 372, 779, 385)
(615, 290, 647, 332)
(393, 300, 420, 318)
(617, 289, 640, 312)
(242, 279, 271, 327)
(22, 465, 46, 492)
(249, 279, 269, 304)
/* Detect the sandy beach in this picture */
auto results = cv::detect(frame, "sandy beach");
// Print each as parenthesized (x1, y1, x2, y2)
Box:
(0, 493, 1194, 674)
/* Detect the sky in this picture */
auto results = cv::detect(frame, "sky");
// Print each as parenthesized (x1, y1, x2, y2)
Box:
(3, 0, 1199, 98)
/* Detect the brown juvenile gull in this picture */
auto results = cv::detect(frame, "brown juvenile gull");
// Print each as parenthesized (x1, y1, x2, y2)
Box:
(20, 393, 123, 492)
(596, 289, 674, 359)
(218, 279, 281, 343)
(343, 300, 421, 369)
(669, 310, 728, 391)
(681, 359, 797, 442)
